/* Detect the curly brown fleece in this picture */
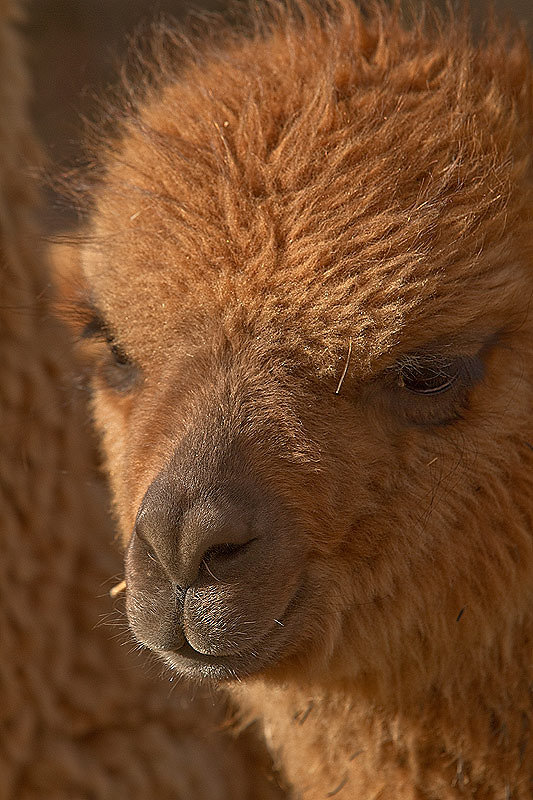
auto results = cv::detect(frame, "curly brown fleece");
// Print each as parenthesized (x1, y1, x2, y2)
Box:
(60, 1, 533, 798)
(0, 2, 284, 798)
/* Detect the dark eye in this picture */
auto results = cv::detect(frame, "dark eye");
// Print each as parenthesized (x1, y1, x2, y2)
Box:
(80, 311, 140, 393)
(385, 349, 486, 427)
(109, 342, 130, 367)
(100, 341, 139, 393)
(397, 359, 459, 395)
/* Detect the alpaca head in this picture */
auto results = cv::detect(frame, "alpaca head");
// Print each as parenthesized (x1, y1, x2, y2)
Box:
(64, 3, 533, 689)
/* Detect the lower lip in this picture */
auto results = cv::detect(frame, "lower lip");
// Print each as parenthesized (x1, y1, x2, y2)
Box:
(161, 640, 269, 681)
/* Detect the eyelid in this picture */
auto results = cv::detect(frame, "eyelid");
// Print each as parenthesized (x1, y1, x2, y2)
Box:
(380, 349, 487, 427)
(78, 306, 134, 367)
(397, 362, 460, 395)
(80, 309, 129, 361)
(80, 313, 110, 341)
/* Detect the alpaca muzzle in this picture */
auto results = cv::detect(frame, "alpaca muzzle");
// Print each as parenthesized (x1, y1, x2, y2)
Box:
(124, 457, 305, 680)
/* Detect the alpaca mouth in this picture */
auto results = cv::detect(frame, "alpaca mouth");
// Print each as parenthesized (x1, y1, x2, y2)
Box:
(163, 639, 262, 681)
(160, 583, 306, 681)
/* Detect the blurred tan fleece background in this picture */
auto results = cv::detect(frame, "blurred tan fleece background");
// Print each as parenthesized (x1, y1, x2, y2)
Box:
(23, 0, 533, 231)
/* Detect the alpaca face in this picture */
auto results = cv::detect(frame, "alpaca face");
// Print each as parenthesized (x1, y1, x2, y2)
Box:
(70, 7, 533, 685)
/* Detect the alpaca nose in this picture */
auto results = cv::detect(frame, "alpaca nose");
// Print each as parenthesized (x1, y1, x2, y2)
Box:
(133, 487, 254, 589)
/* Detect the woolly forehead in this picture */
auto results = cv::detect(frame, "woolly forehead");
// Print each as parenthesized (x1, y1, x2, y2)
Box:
(82, 19, 533, 376)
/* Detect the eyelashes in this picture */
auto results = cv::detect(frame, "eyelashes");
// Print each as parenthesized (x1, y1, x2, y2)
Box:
(80, 313, 109, 341)
(396, 357, 460, 395)
(84, 313, 139, 393)
(81, 311, 132, 366)
(58, 294, 140, 394)
(387, 350, 486, 426)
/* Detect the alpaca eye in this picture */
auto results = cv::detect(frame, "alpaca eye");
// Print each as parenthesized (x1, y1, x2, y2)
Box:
(100, 341, 139, 393)
(109, 342, 130, 367)
(397, 360, 459, 395)
(386, 349, 485, 427)
(80, 311, 140, 393)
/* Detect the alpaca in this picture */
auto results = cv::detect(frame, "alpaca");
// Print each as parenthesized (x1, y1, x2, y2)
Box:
(60, 2, 533, 798)
(0, 1, 281, 797)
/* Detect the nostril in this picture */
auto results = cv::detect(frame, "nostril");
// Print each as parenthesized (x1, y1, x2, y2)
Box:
(133, 524, 161, 566)
(134, 478, 261, 587)
(201, 538, 257, 581)
(204, 539, 254, 561)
